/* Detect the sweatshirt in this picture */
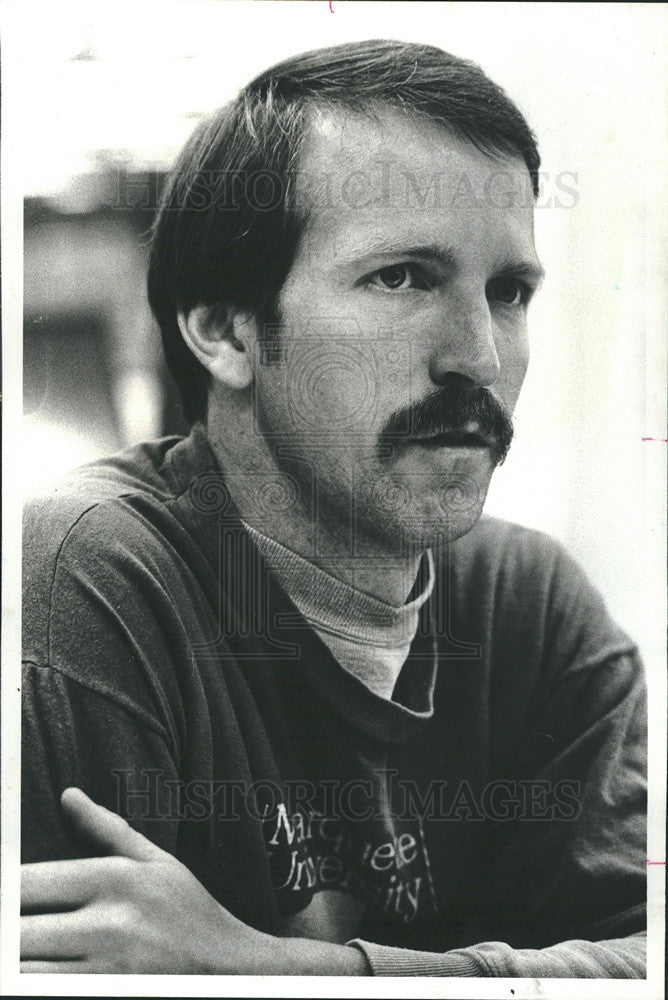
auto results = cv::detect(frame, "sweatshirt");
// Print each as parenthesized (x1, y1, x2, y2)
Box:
(22, 424, 647, 976)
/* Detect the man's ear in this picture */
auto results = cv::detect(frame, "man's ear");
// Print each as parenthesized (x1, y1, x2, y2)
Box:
(176, 304, 257, 390)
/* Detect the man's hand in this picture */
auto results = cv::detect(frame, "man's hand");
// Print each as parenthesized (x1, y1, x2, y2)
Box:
(21, 788, 279, 973)
(21, 789, 368, 975)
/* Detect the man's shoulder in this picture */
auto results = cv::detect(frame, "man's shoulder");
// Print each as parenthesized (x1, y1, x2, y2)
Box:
(448, 514, 567, 580)
(445, 517, 635, 661)
(22, 433, 216, 640)
(444, 515, 636, 665)
(24, 436, 183, 560)
(446, 514, 593, 609)
(22, 431, 223, 679)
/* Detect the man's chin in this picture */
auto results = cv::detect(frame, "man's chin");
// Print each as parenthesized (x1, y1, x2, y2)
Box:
(355, 456, 494, 550)
(357, 486, 489, 554)
(398, 501, 487, 551)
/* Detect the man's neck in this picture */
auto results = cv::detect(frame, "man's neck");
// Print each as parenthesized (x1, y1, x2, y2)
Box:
(205, 415, 424, 607)
(239, 505, 424, 606)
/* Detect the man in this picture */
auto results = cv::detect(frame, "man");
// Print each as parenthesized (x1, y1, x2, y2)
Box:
(21, 39, 646, 976)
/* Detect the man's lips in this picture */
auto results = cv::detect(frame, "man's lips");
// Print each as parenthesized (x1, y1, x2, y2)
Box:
(410, 425, 494, 449)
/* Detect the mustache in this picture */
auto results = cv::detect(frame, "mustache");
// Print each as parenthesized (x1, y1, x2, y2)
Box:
(377, 376, 514, 465)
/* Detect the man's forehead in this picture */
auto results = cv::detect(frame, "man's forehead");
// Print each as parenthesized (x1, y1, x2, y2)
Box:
(294, 105, 537, 263)
(300, 105, 532, 191)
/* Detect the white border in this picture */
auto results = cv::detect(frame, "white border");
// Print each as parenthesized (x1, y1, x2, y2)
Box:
(1, 2, 665, 997)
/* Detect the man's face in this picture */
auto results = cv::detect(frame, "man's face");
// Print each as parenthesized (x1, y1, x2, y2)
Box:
(252, 107, 542, 552)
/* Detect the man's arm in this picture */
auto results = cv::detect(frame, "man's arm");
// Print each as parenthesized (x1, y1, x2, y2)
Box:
(20, 785, 643, 976)
(22, 639, 647, 980)
(21, 789, 369, 975)
(22, 660, 182, 862)
(344, 932, 646, 977)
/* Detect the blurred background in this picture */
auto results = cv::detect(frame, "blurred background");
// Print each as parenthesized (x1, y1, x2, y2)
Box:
(8, 0, 666, 660)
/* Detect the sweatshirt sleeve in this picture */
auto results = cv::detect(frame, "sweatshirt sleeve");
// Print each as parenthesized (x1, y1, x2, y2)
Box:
(351, 538, 648, 978)
(22, 496, 190, 862)
(22, 660, 181, 862)
(347, 930, 646, 976)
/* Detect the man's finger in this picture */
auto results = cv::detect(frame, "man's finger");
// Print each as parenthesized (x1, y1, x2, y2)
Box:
(21, 911, 89, 959)
(61, 788, 166, 862)
(22, 859, 104, 912)
(21, 960, 87, 974)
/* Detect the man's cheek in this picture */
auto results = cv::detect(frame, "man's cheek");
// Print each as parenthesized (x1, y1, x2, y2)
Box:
(257, 332, 414, 440)
(497, 336, 529, 411)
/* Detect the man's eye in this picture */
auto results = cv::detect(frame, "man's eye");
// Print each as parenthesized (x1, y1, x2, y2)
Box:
(487, 277, 529, 306)
(368, 265, 427, 291)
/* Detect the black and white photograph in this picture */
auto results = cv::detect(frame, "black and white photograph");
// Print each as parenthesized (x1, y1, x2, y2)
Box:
(1, 1, 666, 995)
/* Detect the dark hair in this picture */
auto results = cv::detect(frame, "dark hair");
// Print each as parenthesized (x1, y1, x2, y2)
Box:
(147, 39, 540, 424)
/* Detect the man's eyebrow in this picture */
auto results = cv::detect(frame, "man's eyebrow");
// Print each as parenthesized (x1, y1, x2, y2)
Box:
(494, 258, 545, 284)
(338, 240, 545, 283)
(339, 241, 458, 268)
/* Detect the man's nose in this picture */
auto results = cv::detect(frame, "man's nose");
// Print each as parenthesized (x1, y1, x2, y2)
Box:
(428, 292, 501, 388)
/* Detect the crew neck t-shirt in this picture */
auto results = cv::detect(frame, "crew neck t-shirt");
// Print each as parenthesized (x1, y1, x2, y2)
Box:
(240, 519, 434, 700)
